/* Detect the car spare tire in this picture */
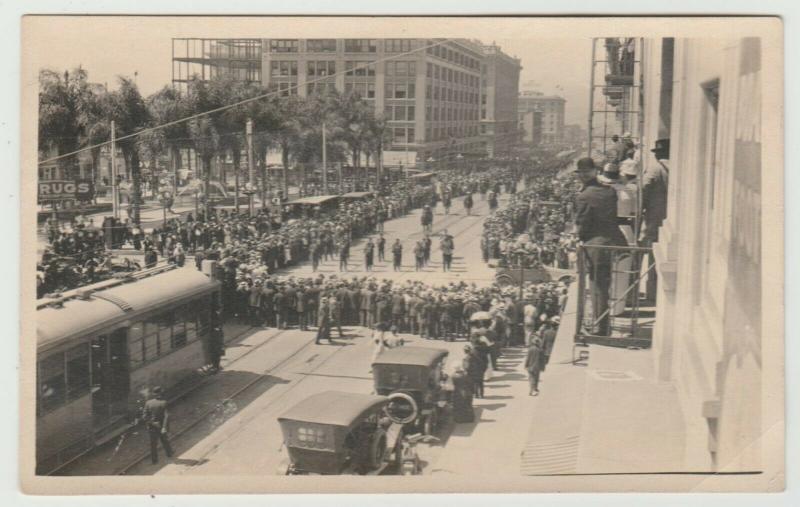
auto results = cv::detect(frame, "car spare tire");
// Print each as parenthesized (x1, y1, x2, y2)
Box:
(386, 392, 419, 425)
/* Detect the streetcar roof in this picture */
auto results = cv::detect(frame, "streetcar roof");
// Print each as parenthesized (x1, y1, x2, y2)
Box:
(372, 346, 449, 367)
(278, 391, 389, 427)
(285, 195, 340, 206)
(37, 268, 220, 351)
(409, 172, 435, 179)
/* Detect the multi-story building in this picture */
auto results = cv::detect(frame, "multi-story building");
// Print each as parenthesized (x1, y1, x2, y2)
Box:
(517, 109, 543, 146)
(640, 36, 771, 472)
(479, 44, 522, 157)
(517, 90, 566, 146)
(172, 38, 520, 165)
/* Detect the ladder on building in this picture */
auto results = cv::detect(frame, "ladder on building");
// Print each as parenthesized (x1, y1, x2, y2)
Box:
(586, 38, 644, 162)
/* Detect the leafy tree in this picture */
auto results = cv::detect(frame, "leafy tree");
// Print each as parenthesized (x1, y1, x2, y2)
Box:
(38, 68, 91, 178)
(185, 78, 220, 216)
(105, 76, 149, 223)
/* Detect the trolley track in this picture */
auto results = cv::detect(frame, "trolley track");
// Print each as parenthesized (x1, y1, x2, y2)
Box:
(121, 328, 362, 475)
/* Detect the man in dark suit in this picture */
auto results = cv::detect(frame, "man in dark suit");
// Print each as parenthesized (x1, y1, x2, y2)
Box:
(142, 386, 173, 464)
(574, 157, 628, 336)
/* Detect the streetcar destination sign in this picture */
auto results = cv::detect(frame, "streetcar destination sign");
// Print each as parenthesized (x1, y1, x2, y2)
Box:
(38, 179, 94, 202)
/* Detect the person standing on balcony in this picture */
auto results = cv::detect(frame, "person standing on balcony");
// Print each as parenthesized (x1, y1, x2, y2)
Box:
(573, 157, 627, 336)
(640, 139, 670, 300)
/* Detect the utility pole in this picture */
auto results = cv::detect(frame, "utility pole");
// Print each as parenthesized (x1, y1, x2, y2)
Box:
(247, 119, 255, 217)
(322, 121, 328, 194)
(110, 120, 119, 218)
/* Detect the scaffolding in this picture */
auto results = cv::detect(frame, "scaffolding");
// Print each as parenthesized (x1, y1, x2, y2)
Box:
(586, 38, 644, 161)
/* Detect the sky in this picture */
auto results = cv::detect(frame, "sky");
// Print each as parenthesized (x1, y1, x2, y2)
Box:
(29, 18, 592, 127)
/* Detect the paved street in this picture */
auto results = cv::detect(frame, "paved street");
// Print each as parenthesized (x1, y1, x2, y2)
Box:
(60, 185, 530, 476)
(279, 190, 510, 285)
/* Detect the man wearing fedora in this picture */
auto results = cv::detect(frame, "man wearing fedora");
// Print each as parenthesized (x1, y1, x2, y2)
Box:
(573, 157, 628, 336)
(641, 139, 670, 300)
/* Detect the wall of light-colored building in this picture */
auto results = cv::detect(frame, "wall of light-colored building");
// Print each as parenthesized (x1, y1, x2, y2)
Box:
(518, 93, 565, 146)
(645, 37, 763, 472)
(480, 46, 521, 156)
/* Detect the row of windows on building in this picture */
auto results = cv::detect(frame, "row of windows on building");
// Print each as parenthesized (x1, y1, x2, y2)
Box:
(268, 39, 420, 54)
(426, 62, 479, 88)
(425, 104, 480, 122)
(425, 41, 481, 71)
(426, 84, 479, 105)
(36, 299, 212, 416)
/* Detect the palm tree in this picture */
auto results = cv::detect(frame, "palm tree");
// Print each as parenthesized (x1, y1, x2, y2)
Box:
(364, 114, 392, 191)
(105, 76, 149, 223)
(143, 85, 188, 197)
(185, 78, 221, 218)
(38, 68, 90, 179)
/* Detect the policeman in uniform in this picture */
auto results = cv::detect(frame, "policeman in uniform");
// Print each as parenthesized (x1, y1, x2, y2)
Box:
(142, 386, 174, 464)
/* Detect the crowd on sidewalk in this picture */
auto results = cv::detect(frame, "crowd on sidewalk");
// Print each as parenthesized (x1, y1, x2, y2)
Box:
(480, 156, 580, 271)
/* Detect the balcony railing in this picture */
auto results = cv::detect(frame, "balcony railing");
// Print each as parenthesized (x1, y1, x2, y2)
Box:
(574, 243, 655, 349)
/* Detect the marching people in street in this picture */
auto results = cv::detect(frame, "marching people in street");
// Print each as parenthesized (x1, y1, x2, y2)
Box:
(423, 234, 432, 266)
(377, 233, 386, 262)
(463, 191, 474, 216)
(364, 238, 375, 271)
(392, 239, 403, 272)
(414, 240, 425, 271)
(440, 230, 455, 272)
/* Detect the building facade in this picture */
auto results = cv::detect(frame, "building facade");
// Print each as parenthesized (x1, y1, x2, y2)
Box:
(517, 91, 566, 146)
(173, 38, 521, 165)
(637, 37, 768, 472)
(479, 44, 522, 157)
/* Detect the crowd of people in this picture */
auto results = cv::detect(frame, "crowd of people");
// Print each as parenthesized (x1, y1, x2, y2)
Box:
(480, 156, 580, 271)
(36, 164, 521, 298)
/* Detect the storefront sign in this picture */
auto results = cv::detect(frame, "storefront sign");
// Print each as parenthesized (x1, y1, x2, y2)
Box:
(38, 180, 94, 203)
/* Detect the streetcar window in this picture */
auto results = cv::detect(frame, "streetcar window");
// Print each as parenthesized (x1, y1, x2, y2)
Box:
(38, 353, 66, 414)
(185, 309, 198, 342)
(65, 343, 91, 401)
(128, 322, 145, 369)
(142, 332, 159, 362)
(171, 306, 188, 349)
(157, 311, 174, 349)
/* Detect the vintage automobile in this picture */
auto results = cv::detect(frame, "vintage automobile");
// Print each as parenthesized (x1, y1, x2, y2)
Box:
(277, 391, 418, 475)
(371, 347, 451, 436)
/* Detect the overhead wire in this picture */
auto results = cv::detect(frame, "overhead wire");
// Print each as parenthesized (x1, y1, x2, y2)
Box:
(38, 38, 468, 166)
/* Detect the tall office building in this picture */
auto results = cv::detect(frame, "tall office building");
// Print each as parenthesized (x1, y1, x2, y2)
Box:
(480, 44, 522, 157)
(517, 90, 566, 146)
(172, 38, 521, 165)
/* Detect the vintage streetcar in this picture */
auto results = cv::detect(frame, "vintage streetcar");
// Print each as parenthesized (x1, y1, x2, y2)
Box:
(371, 346, 452, 436)
(36, 264, 221, 475)
(276, 391, 422, 476)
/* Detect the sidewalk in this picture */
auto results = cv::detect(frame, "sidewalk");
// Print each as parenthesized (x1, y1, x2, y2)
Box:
(520, 283, 686, 474)
(429, 282, 686, 476)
